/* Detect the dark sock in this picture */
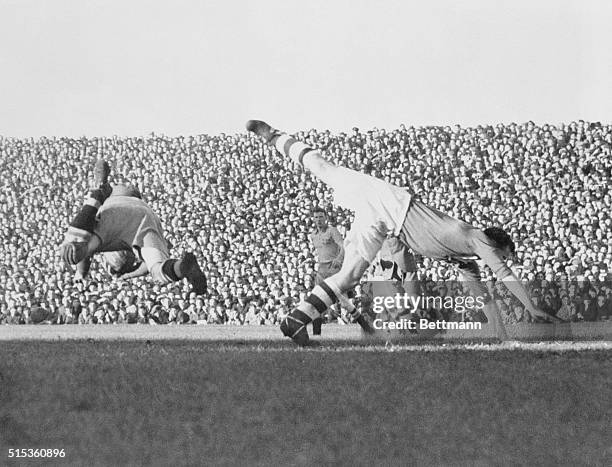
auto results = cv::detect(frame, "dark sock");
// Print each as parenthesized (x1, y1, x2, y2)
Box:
(162, 259, 180, 281)
(70, 205, 99, 233)
(289, 309, 313, 324)
(89, 189, 105, 204)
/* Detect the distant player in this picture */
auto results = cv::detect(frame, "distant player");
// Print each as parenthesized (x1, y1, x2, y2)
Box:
(309, 208, 344, 334)
(246, 120, 558, 345)
(58, 161, 207, 294)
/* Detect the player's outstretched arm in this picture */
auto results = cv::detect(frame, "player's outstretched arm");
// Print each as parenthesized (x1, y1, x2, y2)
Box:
(117, 262, 149, 281)
(477, 244, 562, 323)
(501, 276, 562, 322)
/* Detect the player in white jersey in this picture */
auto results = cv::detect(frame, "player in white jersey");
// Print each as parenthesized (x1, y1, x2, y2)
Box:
(246, 120, 559, 345)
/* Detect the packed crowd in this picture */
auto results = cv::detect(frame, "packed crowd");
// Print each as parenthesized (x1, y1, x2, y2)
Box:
(1, 120, 610, 325)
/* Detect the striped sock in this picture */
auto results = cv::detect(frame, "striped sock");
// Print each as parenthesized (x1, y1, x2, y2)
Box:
(274, 134, 317, 166)
(297, 281, 339, 321)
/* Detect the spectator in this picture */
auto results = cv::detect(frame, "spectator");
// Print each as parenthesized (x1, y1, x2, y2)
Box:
(594, 295, 610, 320)
(244, 303, 260, 325)
(556, 296, 576, 322)
(78, 306, 94, 325)
(577, 295, 599, 322)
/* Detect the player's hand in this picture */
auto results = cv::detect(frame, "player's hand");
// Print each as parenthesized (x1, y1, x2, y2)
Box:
(58, 242, 88, 265)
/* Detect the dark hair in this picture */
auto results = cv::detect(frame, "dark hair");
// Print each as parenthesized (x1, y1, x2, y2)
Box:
(312, 207, 327, 216)
(484, 227, 515, 253)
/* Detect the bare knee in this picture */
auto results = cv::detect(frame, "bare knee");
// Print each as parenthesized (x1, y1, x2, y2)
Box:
(329, 269, 362, 291)
(326, 252, 371, 292)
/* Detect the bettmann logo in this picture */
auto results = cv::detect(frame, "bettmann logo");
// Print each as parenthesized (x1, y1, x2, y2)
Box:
(372, 318, 482, 331)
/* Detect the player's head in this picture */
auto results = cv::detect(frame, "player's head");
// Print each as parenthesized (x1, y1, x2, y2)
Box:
(103, 249, 140, 275)
(484, 227, 516, 259)
(312, 208, 328, 229)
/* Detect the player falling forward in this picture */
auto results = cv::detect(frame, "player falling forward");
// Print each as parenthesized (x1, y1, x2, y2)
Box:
(58, 160, 207, 294)
(246, 120, 559, 345)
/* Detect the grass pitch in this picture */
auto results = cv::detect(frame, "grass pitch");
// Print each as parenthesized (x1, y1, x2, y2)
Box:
(0, 327, 611, 466)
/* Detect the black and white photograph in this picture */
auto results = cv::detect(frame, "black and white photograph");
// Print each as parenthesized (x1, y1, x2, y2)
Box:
(0, 0, 611, 465)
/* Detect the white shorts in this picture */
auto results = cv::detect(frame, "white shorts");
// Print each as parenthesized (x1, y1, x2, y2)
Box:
(330, 167, 412, 264)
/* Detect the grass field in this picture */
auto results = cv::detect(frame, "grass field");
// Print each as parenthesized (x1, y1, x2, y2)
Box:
(0, 326, 611, 466)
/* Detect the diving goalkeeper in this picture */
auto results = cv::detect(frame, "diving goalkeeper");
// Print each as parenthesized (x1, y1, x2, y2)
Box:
(58, 160, 207, 295)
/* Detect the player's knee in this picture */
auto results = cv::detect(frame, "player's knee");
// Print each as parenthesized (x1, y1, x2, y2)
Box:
(332, 258, 370, 290)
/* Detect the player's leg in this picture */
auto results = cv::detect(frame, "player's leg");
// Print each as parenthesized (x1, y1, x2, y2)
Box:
(65, 160, 111, 242)
(59, 160, 111, 265)
(336, 289, 370, 328)
(246, 120, 344, 187)
(312, 262, 341, 335)
(140, 247, 207, 295)
(311, 269, 326, 336)
(284, 225, 385, 344)
(280, 249, 373, 345)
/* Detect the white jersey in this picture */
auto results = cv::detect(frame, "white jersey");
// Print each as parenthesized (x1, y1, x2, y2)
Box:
(331, 167, 412, 263)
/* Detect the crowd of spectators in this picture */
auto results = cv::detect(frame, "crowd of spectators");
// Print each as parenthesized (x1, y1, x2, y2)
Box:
(1, 120, 610, 325)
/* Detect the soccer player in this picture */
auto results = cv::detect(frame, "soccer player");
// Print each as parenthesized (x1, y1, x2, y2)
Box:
(246, 120, 558, 345)
(309, 207, 344, 334)
(58, 161, 207, 294)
